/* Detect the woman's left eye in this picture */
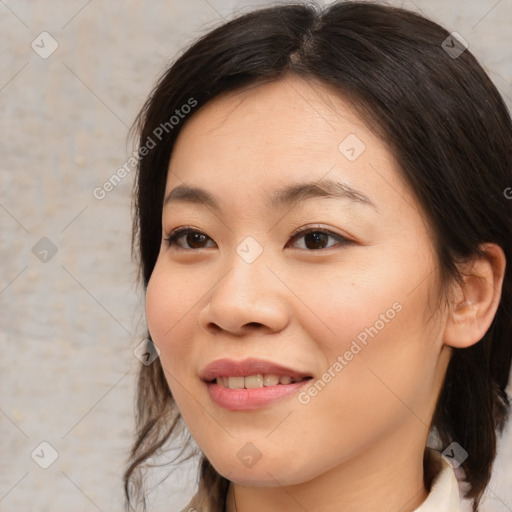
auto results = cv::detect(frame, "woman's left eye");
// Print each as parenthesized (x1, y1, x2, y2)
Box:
(164, 226, 351, 251)
(286, 227, 352, 250)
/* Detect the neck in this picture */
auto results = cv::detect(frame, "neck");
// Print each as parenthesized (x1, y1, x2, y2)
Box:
(225, 431, 432, 512)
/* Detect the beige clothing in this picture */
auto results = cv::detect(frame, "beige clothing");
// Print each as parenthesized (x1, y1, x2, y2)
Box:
(414, 450, 461, 512)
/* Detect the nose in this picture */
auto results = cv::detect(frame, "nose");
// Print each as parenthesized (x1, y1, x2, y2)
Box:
(198, 250, 290, 337)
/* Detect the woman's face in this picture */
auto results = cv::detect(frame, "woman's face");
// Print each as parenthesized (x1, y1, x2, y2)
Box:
(146, 75, 452, 486)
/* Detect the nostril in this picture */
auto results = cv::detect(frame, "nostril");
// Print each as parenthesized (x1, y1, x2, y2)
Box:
(245, 322, 263, 328)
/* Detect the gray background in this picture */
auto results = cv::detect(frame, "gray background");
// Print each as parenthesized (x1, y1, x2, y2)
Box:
(1, 1, 511, 511)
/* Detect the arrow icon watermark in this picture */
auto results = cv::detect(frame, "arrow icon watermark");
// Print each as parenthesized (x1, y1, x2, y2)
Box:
(442, 441, 468, 468)
(31, 31, 59, 59)
(338, 133, 366, 161)
(31, 237, 58, 263)
(236, 236, 263, 264)
(237, 442, 262, 468)
(441, 32, 468, 59)
(30, 441, 59, 469)
(133, 338, 160, 366)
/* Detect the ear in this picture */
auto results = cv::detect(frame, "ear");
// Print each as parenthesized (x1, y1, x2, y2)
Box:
(443, 243, 506, 348)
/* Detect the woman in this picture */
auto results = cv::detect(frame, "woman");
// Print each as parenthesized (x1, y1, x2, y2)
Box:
(124, 2, 512, 511)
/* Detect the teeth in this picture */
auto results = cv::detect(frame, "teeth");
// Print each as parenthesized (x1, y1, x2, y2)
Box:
(263, 374, 280, 386)
(215, 374, 303, 388)
(245, 374, 264, 389)
(227, 376, 245, 389)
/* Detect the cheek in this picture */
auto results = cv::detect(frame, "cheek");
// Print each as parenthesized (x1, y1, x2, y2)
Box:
(289, 259, 441, 445)
(145, 264, 195, 370)
(145, 267, 170, 347)
(303, 255, 427, 365)
(145, 261, 216, 425)
(303, 293, 441, 457)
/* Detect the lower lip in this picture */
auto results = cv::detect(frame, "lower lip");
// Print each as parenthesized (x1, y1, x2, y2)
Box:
(206, 380, 311, 411)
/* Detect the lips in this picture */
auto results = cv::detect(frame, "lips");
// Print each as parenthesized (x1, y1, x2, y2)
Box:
(200, 357, 312, 382)
(201, 358, 313, 411)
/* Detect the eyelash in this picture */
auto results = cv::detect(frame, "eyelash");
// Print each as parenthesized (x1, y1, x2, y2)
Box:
(164, 225, 353, 251)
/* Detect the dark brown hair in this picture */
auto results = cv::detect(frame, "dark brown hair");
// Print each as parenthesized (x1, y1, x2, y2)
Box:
(125, 2, 512, 510)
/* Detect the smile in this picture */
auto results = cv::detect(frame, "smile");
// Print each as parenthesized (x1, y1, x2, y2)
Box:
(214, 374, 309, 389)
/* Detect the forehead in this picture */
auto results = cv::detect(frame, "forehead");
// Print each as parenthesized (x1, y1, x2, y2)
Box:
(165, 75, 414, 218)
(172, 76, 372, 159)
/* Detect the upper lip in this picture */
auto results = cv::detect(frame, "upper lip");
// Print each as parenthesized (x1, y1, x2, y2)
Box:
(200, 358, 312, 382)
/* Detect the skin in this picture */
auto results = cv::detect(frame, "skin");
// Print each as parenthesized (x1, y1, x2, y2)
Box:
(145, 75, 505, 512)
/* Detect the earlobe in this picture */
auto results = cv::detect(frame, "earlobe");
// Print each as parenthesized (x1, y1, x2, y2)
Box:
(443, 243, 506, 349)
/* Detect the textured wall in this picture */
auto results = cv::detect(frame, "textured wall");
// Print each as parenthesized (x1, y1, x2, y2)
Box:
(1, 1, 511, 511)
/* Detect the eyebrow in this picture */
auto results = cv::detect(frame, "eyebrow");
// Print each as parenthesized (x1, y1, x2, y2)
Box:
(163, 178, 377, 212)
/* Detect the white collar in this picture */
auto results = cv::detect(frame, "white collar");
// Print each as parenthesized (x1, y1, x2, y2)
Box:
(414, 450, 461, 511)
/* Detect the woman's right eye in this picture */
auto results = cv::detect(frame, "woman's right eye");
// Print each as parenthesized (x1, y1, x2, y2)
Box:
(164, 227, 216, 250)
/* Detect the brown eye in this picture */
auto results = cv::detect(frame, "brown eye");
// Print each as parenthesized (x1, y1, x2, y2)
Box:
(165, 228, 215, 250)
(287, 228, 351, 250)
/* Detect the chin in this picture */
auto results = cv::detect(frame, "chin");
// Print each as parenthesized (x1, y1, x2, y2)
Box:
(210, 456, 313, 487)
